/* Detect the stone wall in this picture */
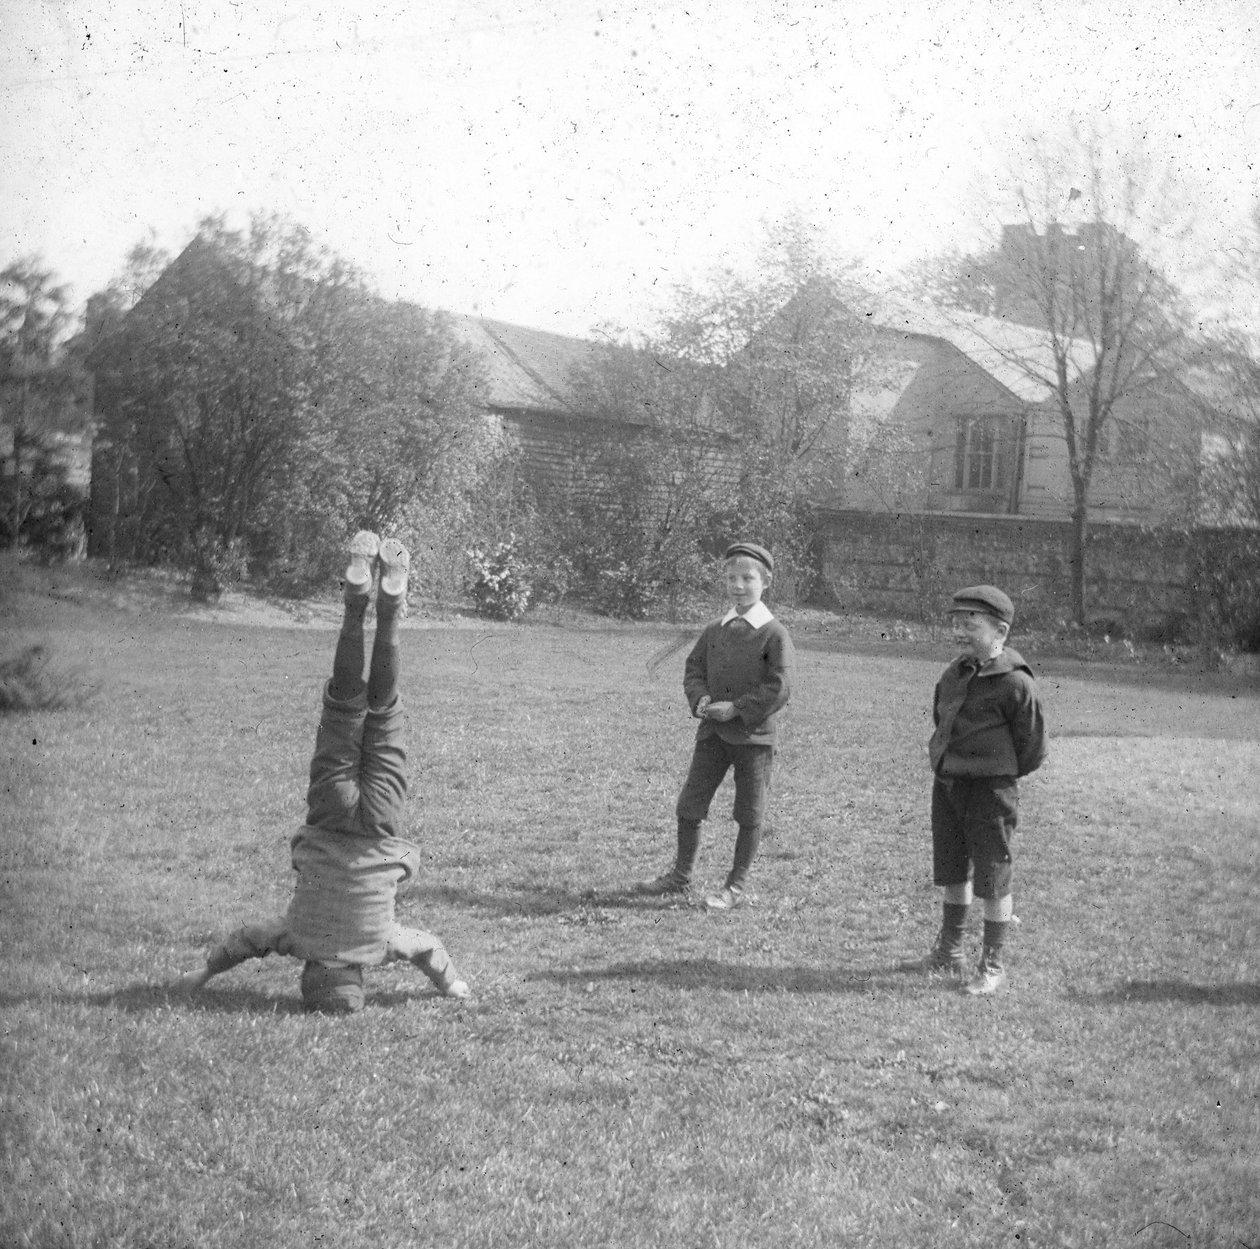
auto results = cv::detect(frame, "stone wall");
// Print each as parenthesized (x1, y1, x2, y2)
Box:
(812, 508, 1251, 636)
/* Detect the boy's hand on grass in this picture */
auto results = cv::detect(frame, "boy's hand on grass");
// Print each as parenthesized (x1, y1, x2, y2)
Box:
(704, 701, 737, 722)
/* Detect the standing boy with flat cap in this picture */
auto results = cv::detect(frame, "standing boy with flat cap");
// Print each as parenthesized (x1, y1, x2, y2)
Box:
(633, 541, 794, 911)
(916, 584, 1047, 994)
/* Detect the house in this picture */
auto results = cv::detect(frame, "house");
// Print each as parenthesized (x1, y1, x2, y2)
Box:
(815, 293, 1251, 628)
(842, 296, 1216, 526)
(83, 229, 732, 558)
(445, 315, 646, 494)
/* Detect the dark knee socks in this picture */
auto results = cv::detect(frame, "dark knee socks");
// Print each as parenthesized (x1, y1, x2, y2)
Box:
(330, 598, 368, 701)
(982, 919, 1008, 969)
(727, 822, 761, 890)
(673, 818, 701, 882)
(941, 902, 969, 957)
(368, 596, 403, 709)
(673, 819, 763, 890)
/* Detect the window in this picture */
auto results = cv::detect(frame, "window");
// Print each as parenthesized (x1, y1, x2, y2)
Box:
(954, 417, 1005, 492)
(1097, 416, 1150, 462)
(1116, 416, 1151, 462)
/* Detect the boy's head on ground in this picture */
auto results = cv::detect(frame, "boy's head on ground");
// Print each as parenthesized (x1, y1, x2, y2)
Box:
(723, 542, 772, 614)
(300, 961, 365, 1014)
(949, 584, 1013, 662)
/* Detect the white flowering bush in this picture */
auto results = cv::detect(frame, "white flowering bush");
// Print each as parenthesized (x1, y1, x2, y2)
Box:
(466, 536, 532, 622)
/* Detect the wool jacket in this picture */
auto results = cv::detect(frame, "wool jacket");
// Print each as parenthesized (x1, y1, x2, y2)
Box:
(284, 825, 420, 965)
(929, 647, 1047, 779)
(683, 605, 794, 747)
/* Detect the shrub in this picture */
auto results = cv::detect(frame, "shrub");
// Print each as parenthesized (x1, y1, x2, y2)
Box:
(187, 531, 247, 603)
(592, 560, 662, 621)
(0, 644, 99, 713)
(526, 550, 577, 608)
(466, 536, 532, 622)
(0, 440, 87, 563)
(250, 513, 345, 600)
(1198, 531, 1260, 653)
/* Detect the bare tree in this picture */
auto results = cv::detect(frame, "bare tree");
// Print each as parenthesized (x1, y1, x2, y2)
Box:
(942, 130, 1193, 623)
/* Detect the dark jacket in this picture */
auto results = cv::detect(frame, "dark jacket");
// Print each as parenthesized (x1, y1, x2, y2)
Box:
(929, 647, 1047, 779)
(683, 614, 794, 747)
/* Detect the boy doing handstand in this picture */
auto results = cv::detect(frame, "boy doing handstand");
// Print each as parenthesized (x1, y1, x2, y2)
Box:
(177, 533, 469, 1013)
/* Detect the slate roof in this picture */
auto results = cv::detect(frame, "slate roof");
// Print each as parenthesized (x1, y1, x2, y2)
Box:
(448, 302, 1089, 423)
(447, 314, 607, 417)
(860, 295, 1092, 404)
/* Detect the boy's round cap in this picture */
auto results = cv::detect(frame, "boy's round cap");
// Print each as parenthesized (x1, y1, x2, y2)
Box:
(950, 585, 1014, 625)
(724, 542, 773, 573)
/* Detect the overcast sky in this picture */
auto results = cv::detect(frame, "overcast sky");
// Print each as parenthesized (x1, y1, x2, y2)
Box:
(3, 0, 1259, 336)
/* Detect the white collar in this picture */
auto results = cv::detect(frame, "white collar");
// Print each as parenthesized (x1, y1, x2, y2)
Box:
(720, 601, 773, 629)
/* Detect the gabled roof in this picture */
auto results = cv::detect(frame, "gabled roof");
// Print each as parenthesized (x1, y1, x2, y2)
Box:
(447, 315, 605, 416)
(861, 295, 1091, 404)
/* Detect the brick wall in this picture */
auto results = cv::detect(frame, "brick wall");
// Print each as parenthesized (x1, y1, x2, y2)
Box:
(812, 508, 1248, 633)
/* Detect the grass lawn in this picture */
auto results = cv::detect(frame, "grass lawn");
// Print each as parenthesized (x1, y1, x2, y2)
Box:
(3, 570, 1259, 1248)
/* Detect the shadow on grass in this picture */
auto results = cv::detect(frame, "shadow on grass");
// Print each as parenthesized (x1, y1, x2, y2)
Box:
(0, 981, 458, 1015)
(528, 957, 884, 994)
(408, 883, 699, 918)
(1071, 979, 1260, 1006)
(0, 983, 305, 1015)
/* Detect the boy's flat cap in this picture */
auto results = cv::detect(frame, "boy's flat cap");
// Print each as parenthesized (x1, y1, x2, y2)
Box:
(724, 541, 773, 573)
(950, 584, 1014, 625)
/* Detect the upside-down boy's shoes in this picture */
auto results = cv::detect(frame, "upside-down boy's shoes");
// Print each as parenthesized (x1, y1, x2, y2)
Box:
(378, 537, 410, 602)
(344, 531, 380, 599)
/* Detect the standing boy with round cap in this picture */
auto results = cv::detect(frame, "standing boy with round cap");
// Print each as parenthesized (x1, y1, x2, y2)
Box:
(633, 541, 794, 911)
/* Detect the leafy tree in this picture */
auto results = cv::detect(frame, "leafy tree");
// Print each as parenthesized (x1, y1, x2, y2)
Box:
(1191, 203, 1260, 648)
(89, 213, 491, 597)
(548, 335, 729, 612)
(0, 260, 86, 552)
(78, 240, 173, 565)
(561, 215, 876, 604)
(91, 215, 369, 577)
(662, 215, 874, 492)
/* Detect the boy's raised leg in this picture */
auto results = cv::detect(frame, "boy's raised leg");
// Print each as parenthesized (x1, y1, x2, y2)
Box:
(354, 538, 409, 840)
(368, 538, 409, 711)
(330, 531, 380, 703)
